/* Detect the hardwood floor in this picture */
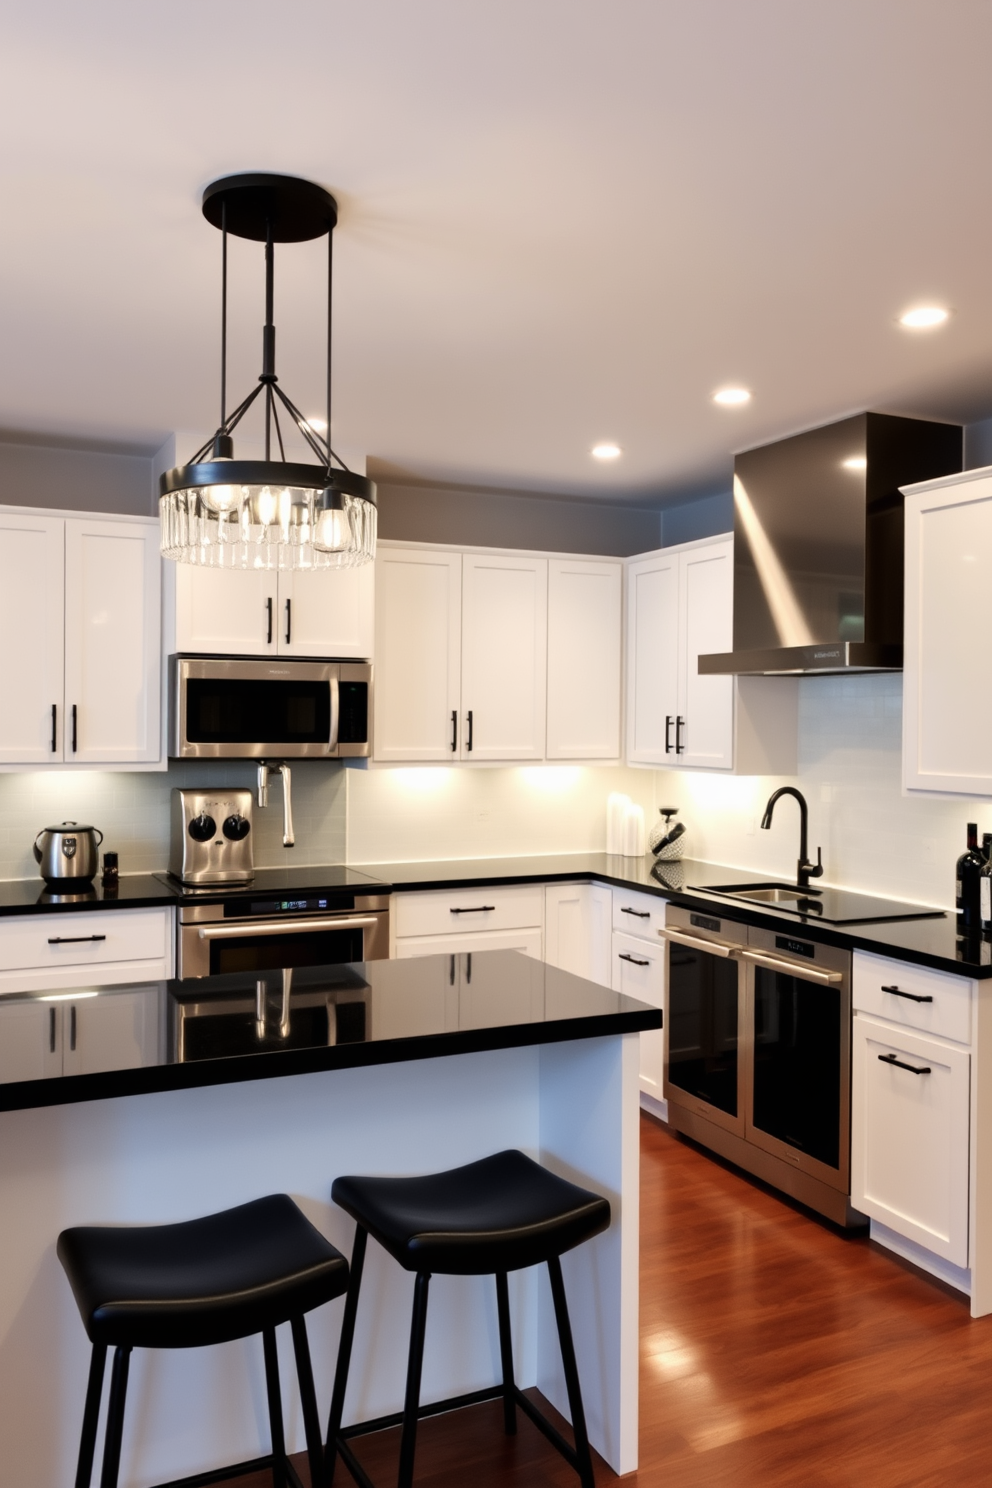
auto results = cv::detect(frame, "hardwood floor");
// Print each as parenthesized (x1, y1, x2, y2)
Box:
(224, 1112, 992, 1486)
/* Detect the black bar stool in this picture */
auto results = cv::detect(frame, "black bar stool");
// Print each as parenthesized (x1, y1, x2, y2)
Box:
(58, 1194, 349, 1488)
(325, 1149, 610, 1488)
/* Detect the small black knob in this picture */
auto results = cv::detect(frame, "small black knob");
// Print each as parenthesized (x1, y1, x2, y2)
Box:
(223, 814, 251, 841)
(188, 812, 216, 842)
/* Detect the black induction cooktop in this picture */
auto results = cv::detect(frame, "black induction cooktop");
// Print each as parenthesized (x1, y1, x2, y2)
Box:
(690, 879, 945, 926)
(154, 865, 390, 898)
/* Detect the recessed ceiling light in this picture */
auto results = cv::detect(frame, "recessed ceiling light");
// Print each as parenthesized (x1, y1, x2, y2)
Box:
(305, 416, 328, 433)
(713, 387, 751, 406)
(899, 305, 950, 329)
(592, 443, 621, 460)
(842, 455, 867, 471)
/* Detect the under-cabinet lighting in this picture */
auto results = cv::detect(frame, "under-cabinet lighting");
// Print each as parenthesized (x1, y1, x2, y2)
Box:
(39, 991, 99, 1002)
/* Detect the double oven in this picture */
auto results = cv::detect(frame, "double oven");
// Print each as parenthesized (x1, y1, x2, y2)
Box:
(661, 903, 865, 1228)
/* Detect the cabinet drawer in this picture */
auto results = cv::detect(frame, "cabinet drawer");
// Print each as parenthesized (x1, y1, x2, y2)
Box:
(853, 951, 973, 1046)
(0, 909, 172, 993)
(611, 888, 666, 939)
(394, 927, 543, 961)
(393, 886, 544, 939)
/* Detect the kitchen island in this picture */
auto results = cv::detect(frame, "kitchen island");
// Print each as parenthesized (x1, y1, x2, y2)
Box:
(0, 951, 658, 1487)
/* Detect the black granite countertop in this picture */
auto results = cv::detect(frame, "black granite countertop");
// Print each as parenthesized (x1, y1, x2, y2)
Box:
(0, 951, 660, 1113)
(0, 865, 391, 917)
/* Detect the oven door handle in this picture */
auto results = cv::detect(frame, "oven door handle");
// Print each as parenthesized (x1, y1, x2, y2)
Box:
(198, 916, 380, 940)
(656, 926, 740, 958)
(328, 674, 341, 752)
(740, 948, 843, 984)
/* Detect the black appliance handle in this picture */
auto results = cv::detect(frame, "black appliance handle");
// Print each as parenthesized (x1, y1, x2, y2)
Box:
(48, 934, 107, 945)
(619, 952, 650, 967)
(881, 985, 933, 1004)
(451, 710, 457, 752)
(878, 1052, 931, 1076)
(266, 596, 273, 645)
(665, 715, 673, 754)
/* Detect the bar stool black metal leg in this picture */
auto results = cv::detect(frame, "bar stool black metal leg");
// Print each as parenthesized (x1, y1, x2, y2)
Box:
(547, 1256, 595, 1488)
(263, 1326, 289, 1488)
(494, 1272, 517, 1437)
(99, 1345, 131, 1488)
(291, 1313, 327, 1488)
(325, 1224, 367, 1477)
(397, 1272, 431, 1488)
(74, 1342, 107, 1488)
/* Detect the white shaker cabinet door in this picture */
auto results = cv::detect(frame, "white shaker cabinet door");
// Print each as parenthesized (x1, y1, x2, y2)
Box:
(61, 988, 159, 1077)
(903, 472, 992, 795)
(0, 1000, 62, 1083)
(544, 882, 614, 986)
(373, 547, 462, 761)
(625, 550, 680, 765)
(679, 539, 734, 770)
(277, 563, 374, 659)
(63, 519, 161, 763)
(546, 558, 622, 760)
(611, 928, 666, 1104)
(174, 563, 277, 656)
(461, 554, 548, 761)
(0, 511, 64, 762)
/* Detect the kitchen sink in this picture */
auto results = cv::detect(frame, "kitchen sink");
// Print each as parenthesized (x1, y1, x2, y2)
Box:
(705, 881, 822, 904)
(688, 880, 945, 926)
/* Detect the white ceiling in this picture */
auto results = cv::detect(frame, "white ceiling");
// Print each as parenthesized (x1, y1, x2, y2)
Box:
(1, 0, 990, 503)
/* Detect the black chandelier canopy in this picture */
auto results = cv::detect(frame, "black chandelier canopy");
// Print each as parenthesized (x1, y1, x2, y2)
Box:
(159, 172, 376, 570)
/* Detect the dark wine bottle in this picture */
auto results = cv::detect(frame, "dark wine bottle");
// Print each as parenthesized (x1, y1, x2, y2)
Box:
(981, 834, 992, 932)
(957, 822, 984, 930)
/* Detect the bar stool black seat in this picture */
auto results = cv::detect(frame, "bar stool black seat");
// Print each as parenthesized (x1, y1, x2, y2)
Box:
(326, 1149, 610, 1488)
(58, 1193, 348, 1488)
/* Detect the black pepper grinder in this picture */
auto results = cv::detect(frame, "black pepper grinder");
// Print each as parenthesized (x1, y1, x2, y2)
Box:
(101, 851, 119, 895)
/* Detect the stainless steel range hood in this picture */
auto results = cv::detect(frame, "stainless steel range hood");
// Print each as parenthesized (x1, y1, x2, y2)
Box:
(699, 412, 962, 676)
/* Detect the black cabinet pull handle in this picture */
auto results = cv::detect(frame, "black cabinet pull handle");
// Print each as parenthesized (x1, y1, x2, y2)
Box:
(675, 715, 685, 754)
(71, 703, 77, 753)
(619, 952, 650, 966)
(47, 934, 107, 945)
(49, 1006, 56, 1054)
(881, 984, 933, 1004)
(665, 715, 673, 754)
(450, 905, 495, 914)
(266, 597, 273, 645)
(465, 952, 472, 985)
(51, 703, 57, 753)
(878, 1052, 931, 1076)
(451, 710, 457, 752)
(466, 710, 474, 751)
(449, 954, 456, 986)
(285, 598, 292, 644)
(70, 1005, 77, 1053)
(621, 906, 650, 918)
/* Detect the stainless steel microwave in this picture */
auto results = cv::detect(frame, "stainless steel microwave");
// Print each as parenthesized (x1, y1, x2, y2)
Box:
(170, 656, 372, 759)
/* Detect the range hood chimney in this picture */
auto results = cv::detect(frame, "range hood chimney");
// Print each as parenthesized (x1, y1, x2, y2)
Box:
(699, 412, 962, 676)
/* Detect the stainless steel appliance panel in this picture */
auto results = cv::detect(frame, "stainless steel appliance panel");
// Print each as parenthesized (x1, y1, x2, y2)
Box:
(170, 788, 254, 885)
(177, 896, 390, 979)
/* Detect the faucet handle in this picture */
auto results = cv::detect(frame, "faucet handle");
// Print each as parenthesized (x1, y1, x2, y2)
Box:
(808, 846, 824, 880)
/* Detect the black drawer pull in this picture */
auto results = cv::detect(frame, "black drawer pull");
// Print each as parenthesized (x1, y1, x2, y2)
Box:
(621, 907, 650, 918)
(47, 934, 107, 945)
(619, 952, 650, 967)
(450, 906, 495, 914)
(881, 984, 933, 1004)
(878, 1052, 932, 1076)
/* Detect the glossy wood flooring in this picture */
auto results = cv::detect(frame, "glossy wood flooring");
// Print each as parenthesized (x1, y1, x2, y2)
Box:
(226, 1113, 992, 1487)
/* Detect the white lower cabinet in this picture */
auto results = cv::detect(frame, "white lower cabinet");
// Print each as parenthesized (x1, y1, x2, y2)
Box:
(0, 987, 160, 1084)
(611, 927, 666, 1107)
(0, 909, 173, 996)
(0, 1001, 63, 1083)
(392, 886, 544, 962)
(543, 883, 613, 985)
(394, 926, 543, 960)
(852, 1012, 970, 1266)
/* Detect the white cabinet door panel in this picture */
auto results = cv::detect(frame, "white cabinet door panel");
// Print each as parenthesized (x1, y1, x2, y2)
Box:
(0, 1001, 62, 1083)
(852, 1013, 970, 1266)
(62, 988, 159, 1076)
(278, 564, 374, 659)
(64, 520, 161, 763)
(0, 512, 64, 762)
(679, 540, 734, 770)
(611, 929, 666, 1102)
(544, 883, 613, 986)
(626, 552, 679, 765)
(461, 555, 547, 760)
(546, 559, 621, 759)
(174, 563, 276, 656)
(373, 548, 462, 761)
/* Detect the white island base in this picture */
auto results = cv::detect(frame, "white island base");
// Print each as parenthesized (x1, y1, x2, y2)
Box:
(0, 1033, 640, 1487)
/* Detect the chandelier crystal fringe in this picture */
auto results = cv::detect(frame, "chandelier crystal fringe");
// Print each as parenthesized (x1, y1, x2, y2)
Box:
(159, 173, 376, 570)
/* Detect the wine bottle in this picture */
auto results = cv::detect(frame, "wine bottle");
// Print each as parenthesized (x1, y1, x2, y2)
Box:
(981, 834, 992, 932)
(957, 822, 984, 930)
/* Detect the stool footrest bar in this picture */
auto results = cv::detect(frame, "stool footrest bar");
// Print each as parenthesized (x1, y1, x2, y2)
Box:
(340, 1384, 504, 1441)
(155, 1454, 307, 1488)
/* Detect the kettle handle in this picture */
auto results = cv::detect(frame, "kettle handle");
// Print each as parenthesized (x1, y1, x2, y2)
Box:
(33, 832, 43, 863)
(94, 829, 104, 847)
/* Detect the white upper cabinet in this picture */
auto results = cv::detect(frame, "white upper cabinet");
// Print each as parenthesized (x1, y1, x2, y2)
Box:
(461, 554, 548, 760)
(64, 519, 161, 764)
(679, 541, 735, 769)
(374, 547, 462, 762)
(626, 549, 680, 765)
(0, 511, 64, 764)
(172, 562, 373, 660)
(546, 558, 622, 760)
(903, 469, 992, 795)
(0, 508, 161, 768)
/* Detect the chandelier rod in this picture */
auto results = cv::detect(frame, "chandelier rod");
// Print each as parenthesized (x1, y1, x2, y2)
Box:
(189, 382, 265, 464)
(220, 199, 228, 429)
(326, 219, 333, 477)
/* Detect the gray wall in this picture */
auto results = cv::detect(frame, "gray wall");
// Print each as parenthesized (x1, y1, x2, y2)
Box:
(376, 480, 662, 556)
(660, 489, 733, 546)
(965, 416, 992, 471)
(0, 438, 155, 516)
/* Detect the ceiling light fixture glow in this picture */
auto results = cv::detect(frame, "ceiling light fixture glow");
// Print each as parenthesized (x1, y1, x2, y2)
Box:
(158, 174, 377, 570)
(841, 455, 867, 471)
(713, 387, 751, 407)
(899, 305, 949, 329)
(592, 443, 622, 461)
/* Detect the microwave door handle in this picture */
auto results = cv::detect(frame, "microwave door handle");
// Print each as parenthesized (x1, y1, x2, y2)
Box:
(656, 926, 740, 958)
(198, 915, 380, 940)
(740, 948, 843, 984)
(329, 673, 340, 753)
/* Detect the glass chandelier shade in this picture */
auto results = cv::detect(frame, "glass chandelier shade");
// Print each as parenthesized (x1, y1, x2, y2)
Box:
(159, 174, 376, 569)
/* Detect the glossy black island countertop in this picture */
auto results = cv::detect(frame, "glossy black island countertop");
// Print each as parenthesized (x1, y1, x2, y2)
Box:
(0, 951, 661, 1114)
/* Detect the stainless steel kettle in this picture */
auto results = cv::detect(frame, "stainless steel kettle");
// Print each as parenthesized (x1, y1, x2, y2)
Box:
(33, 822, 104, 883)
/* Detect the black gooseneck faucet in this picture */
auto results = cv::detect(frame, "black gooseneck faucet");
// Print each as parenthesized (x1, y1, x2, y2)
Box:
(760, 787, 824, 890)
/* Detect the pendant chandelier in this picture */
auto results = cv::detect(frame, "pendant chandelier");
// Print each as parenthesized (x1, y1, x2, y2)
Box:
(159, 173, 376, 570)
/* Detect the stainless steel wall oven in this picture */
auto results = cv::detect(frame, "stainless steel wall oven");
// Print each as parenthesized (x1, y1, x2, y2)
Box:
(662, 903, 864, 1227)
